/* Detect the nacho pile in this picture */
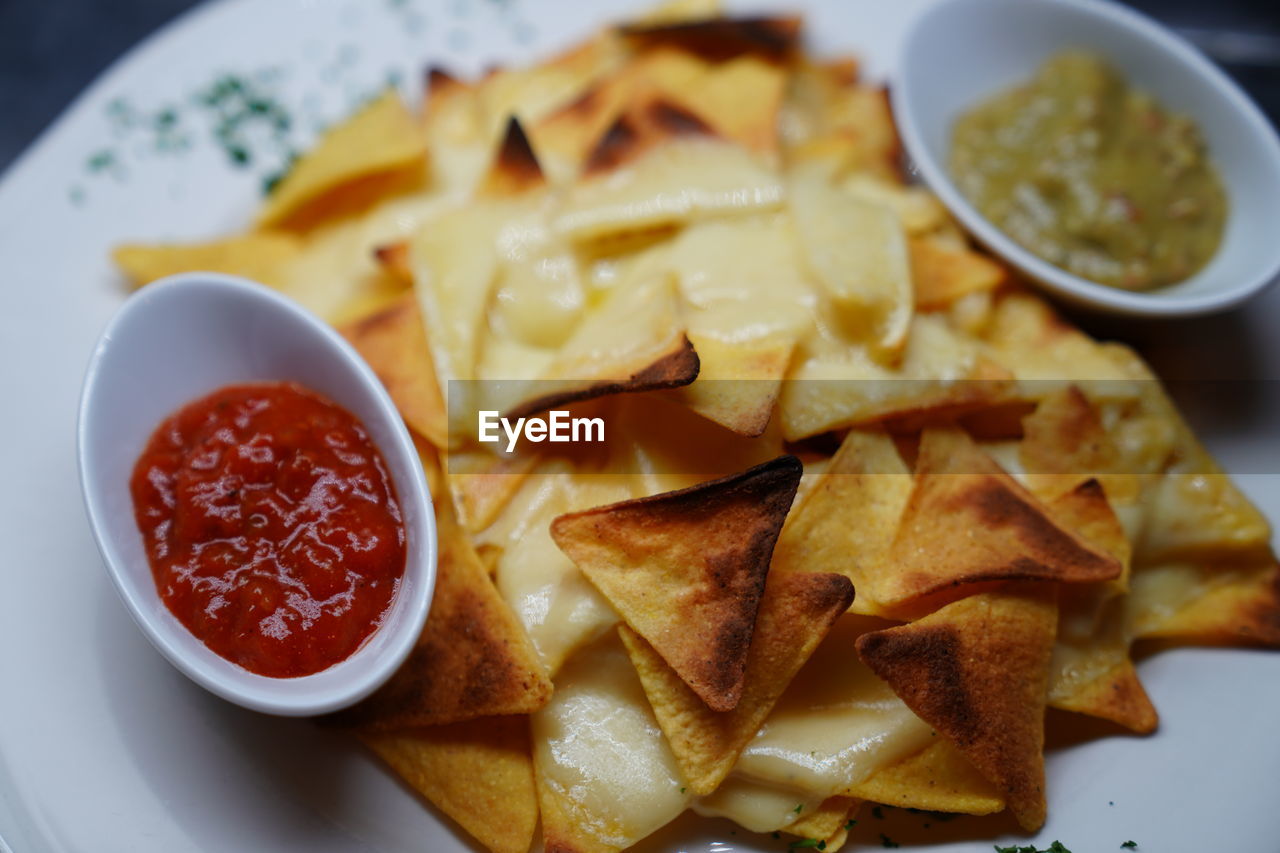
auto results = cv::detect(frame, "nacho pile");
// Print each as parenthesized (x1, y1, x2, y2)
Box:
(114, 2, 1279, 850)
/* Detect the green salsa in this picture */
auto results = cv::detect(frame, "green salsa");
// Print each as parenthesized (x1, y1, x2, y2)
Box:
(950, 51, 1227, 291)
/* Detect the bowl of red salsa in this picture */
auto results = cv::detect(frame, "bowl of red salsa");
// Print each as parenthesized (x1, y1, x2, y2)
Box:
(78, 273, 437, 716)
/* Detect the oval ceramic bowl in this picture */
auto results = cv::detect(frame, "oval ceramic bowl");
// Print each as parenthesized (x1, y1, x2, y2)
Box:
(893, 0, 1280, 317)
(77, 273, 436, 716)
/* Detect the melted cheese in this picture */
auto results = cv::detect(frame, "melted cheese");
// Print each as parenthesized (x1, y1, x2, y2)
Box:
(483, 468, 638, 676)
(733, 615, 935, 797)
(533, 633, 691, 848)
(692, 775, 827, 833)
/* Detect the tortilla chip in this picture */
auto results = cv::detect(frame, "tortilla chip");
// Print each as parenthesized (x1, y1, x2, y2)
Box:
(481, 117, 547, 197)
(772, 428, 911, 618)
(113, 232, 301, 290)
(1130, 557, 1280, 646)
(538, 776, 621, 853)
(339, 292, 448, 448)
(619, 570, 853, 793)
(982, 292, 1139, 392)
(618, 15, 802, 64)
(910, 235, 1008, 310)
(846, 739, 1005, 815)
(880, 428, 1120, 614)
(361, 715, 537, 853)
(551, 456, 802, 711)
(674, 334, 793, 436)
(257, 89, 426, 229)
(502, 275, 700, 420)
(556, 96, 784, 241)
(856, 584, 1057, 831)
(447, 448, 541, 533)
(328, 507, 551, 730)
(660, 53, 788, 153)
(783, 796, 860, 846)
(1020, 385, 1139, 504)
(777, 313, 1013, 442)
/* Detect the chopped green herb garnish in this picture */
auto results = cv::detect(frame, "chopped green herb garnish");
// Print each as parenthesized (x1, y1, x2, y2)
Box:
(871, 806, 885, 819)
(793, 804, 804, 814)
(679, 787, 686, 794)
(87, 149, 117, 173)
(1121, 843, 1137, 850)
(880, 833, 899, 849)
(843, 819, 857, 831)
(994, 843, 1072, 853)
(788, 840, 825, 850)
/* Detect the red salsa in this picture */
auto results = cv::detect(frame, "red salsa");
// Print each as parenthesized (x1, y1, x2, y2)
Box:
(130, 382, 406, 678)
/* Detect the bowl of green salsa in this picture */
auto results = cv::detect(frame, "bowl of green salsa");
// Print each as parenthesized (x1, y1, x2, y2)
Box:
(893, 0, 1280, 317)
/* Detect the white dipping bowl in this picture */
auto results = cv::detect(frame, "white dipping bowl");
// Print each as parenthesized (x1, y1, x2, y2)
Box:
(893, 0, 1280, 317)
(77, 273, 436, 716)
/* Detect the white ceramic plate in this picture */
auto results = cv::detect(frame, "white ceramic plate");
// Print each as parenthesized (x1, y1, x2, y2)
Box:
(1, 1, 1277, 851)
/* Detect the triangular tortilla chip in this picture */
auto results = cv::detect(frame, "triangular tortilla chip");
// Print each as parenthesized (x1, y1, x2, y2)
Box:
(783, 796, 861, 848)
(113, 232, 301, 290)
(771, 427, 912, 618)
(845, 739, 1005, 815)
(556, 93, 784, 241)
(910, 234, 1008, 310)
(339, 292, 447, 448)
(257, 89, 426, 229)
(856, 584, 1057, 831)
(880, 428, 1120, 614)
(618, 15, 802, 64)
(619, 570, 853, 793)
(361, 715, 537, 853)
(551, 456, 802, 711)
(480, 117, 547, 197)
(1019, 385, 1138, 505)
(501, 274, 701, 420)
(327, 506, 551, 730)
(1130, 556, 1280, 646)
(673, 333, 794, 437)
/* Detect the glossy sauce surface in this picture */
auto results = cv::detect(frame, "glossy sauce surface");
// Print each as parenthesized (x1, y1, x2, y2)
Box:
(130, 382, 406, 677)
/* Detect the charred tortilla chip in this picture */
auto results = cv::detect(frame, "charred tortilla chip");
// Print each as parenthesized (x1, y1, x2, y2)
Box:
(480, 117, 547, 197)
(551, 456, 802, 712)
(361, 716, 537, 853)
(618, 15, 801, 64)
(880, 428, 1120, 613)
(619, 571, 853, 794)
(856, 584, 1057, 831)
(339, 292, 448, 448)
(113, 232, 301, 290)
(328, 508, 551, 730)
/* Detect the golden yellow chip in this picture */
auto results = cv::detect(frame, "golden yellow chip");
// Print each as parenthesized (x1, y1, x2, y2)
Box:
(113, 232, 301, 290)
(910, 235, 1007, 310)
(361, 715, 537, 853)
(257, 89, 426, 229)
(847, 739, 1005, 815)
(339, 292, 447, 448)
(881, 428, 1119, 614)
(328, 506, 551, 730)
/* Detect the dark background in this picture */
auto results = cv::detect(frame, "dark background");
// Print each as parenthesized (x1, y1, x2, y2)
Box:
(0, 0, 1277, 172)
